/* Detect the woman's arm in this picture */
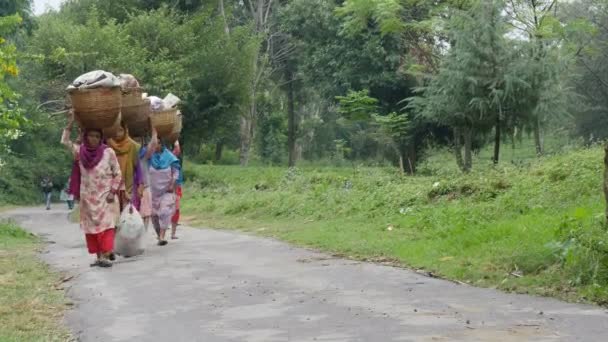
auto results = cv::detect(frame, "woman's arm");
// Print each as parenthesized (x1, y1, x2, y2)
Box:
(144, 128, 158, 160)
(172, 140, 181, 157)
(61, 114, 79, 157)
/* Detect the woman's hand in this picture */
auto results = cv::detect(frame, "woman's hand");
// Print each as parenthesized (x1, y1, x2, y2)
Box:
(137, 185, 144, 198)
(167, 182, 175, 193)
(107, 192, 115, 203)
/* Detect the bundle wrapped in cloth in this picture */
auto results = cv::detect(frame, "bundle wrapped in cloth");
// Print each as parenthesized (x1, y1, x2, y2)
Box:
(118, 74, 140, 89)
(148, 96, 165, 111)
(67, 70, 120, 90)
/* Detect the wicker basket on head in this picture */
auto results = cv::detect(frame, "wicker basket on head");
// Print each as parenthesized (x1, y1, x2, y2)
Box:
(150, 108, 178, 138)
(167, 111, 183, 144)
(123, 98, 150, 131)
(102, 112, 123, 139)
(121, 87, 143, 107)
(127, 116, 150, 138)
(69, 87, 121, 129)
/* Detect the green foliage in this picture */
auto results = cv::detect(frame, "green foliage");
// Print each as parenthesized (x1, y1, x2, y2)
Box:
(561, 0, 608, 142)
(182, 143, 608, 304)
(336, 89, 379, 121)
(374, 112, 411, 148)
(0, 13, 27, 154)
(336, 0, 405, 36)
(257, 111, 288, 165)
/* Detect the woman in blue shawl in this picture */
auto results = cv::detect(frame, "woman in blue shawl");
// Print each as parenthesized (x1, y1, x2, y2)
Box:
(143, 129, 182, 245)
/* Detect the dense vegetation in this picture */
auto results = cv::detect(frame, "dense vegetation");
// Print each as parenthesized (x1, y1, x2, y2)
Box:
(2, 0, 608, 303)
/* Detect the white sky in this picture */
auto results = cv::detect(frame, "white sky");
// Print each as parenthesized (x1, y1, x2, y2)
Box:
(33, 0, 65, 15)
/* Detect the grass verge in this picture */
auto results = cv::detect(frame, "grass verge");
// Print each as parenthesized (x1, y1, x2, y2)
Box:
(182, 145, 608, 305)
(0, 221, 71, 341)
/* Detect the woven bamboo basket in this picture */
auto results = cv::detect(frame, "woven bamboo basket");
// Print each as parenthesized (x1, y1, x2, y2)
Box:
(121, 87, 143, 107)
(122, 98, 150, 126)
(150, 108, 178, 138)
(127, 116, 150, 138)
(167, 111, 183, 144)
(69, 87, 122, 129)
(102, 112, 123, 139)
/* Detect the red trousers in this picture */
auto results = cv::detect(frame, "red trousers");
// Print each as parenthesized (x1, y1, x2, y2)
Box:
(171, 186, 182, 224)
(85, 229, 115, 254)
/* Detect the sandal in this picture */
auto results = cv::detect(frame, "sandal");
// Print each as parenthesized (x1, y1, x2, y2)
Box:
(90, 260, 101, 267)
(108, 253, 116, 261)
(171, 236, 179, 240)
(97, 259, 113, 268)
(158, 240, 168, 246)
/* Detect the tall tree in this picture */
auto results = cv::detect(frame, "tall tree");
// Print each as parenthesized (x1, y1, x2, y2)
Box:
(505, 0, 562, 155)
(411, 0, 523, 170)
(235, 0, 278, 166)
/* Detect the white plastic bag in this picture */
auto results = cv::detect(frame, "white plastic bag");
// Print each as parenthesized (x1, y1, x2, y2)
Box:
(163, 93, 181, 108)
(114, 205, 146, 257)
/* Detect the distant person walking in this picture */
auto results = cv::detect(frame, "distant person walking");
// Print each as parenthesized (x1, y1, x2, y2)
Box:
(40, 176, 53, 210)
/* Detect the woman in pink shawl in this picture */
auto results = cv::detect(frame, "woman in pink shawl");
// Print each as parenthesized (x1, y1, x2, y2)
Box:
(62, 114, 122, 268)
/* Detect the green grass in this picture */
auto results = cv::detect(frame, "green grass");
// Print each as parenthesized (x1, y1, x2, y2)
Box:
(0, 221, 71, 341)
(181, 142, 608, 305)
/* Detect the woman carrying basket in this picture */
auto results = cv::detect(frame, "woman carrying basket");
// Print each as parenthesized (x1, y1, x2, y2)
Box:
(142, 129, 181, 246)
(62, 114, 122, 268)
(107, 122, 142, 212)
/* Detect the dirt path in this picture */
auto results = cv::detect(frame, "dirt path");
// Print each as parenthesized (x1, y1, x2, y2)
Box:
(3, 207, 608, 341)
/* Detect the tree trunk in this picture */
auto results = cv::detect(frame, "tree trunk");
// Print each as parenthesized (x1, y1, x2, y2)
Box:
(493, 116, 501, 165)
(398, 153, 405, 175)
(453, 127, 465, 171)
(463, 126, 473, 172)
(406, 144, 416, 176)
(215, 141, 224, 161)
(218, 0, 230, 36)
(534, 117, 543, 156)
(239, 114, 252, 166)
(512, 128, 516, 149)
(287, 71, 297, 168)
(604, 144, 608, 221)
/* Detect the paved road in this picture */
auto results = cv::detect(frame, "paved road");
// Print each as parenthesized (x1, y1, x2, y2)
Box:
(3, 207, 608, 341)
